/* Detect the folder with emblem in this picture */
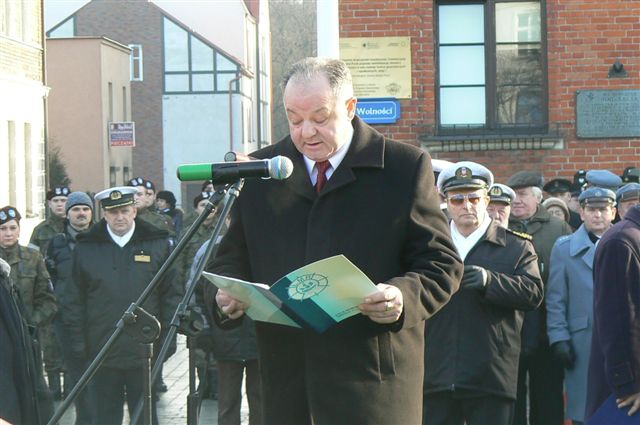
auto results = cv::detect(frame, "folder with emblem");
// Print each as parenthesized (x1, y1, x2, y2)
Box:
(202, 255, 380, 333)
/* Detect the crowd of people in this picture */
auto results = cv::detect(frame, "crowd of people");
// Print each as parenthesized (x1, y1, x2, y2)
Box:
(1, 57, 639, 425)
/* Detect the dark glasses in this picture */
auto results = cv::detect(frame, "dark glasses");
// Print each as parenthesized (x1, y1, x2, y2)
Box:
(447, 193, 484, 206)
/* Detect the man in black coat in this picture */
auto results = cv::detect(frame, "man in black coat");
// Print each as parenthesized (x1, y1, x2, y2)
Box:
(585, 204, 640, 420)
(0, 257, 41, 425)
(65, 187, 180, 425)
(423, 162, 543, 425)
(206, 57, 463, 425)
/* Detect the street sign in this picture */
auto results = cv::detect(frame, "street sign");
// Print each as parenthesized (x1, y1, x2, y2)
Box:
(109, 122, 136, 147)
(356, 98, 401, 124)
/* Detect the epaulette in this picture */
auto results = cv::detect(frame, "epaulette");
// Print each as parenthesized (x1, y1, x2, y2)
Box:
(506, 228, 533, 241)
(26, 243, 41, 252)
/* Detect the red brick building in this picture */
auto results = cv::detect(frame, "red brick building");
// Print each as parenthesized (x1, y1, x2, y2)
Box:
(339, 1, 640, 183)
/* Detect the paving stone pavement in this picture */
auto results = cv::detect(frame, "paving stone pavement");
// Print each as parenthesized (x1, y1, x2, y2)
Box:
(55, 335, 249, 424)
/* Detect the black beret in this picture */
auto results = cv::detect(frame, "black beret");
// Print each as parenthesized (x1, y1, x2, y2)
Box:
(543, 178, 572, 194)
(0, 206, 21, 225)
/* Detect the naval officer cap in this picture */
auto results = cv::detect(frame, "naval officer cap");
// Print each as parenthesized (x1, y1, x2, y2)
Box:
(585, 170, 622, 190)
(489, 183, 516, 205)
(616, 183, 640, 202)
(578, 187, 616, 207)
(543, 178, 572, 195)
(94, 186, 138, 210)
(437, 161, 494, 194)
(507, 171, 544, 190)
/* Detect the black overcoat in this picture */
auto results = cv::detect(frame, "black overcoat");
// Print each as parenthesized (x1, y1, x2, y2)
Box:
(65, 219, 180, 369)
(424, 220, 543, 399)
(585, 205, 640, 419)
(206, 116, 463, 425)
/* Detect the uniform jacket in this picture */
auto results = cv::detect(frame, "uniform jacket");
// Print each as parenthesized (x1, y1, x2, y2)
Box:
(0, 244, 56, 327)
(585, 206, 640, 420)
(138, 208, 175, 236)
(205, 116, 463, 424)
(0, 259, 41, 425)
(29, 214, 65, 254)
(424, 219, 543, 399)
(510, 207, 573, 353)
(546, 224, 597, 421)
(64, 218, 180, 369)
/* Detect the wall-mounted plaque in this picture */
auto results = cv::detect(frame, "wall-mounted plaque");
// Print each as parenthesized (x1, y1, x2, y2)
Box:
(576, 90, 640, 138)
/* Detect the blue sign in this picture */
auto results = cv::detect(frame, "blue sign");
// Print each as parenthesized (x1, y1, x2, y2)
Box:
(356, 98, 401, 124)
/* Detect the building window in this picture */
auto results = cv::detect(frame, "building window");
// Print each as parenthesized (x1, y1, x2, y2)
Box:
(437, 1, 545, 134)
(24, 123, 33, 216)
(129, 44, 143, 81)
(162, 16, 240, 94)
(110, 167, 117, 187)
(8, 121, 16, 206)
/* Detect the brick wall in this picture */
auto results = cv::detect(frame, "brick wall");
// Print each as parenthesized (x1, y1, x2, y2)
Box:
(0, 0, 43, 82)
(339, 0, 640, 183)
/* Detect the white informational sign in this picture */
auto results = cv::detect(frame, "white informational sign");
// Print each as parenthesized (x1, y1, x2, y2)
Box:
(109, 122, 135, 147)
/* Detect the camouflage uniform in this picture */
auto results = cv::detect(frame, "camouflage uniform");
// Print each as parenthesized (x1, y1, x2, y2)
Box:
(0, 243, 57, 327)
(137, 208, 175, 236)
(29, 214, 66, 254)
(29, 214, 67, 378)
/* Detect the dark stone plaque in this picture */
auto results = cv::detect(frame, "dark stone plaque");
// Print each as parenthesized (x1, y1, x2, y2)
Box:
(576, 90, 640, 138)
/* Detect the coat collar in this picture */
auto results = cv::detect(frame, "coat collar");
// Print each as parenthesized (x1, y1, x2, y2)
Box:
(78, 218, 167, 243)
(479, 219, 507, 247)
(272, 116, 385, 200)
(569, 224, 596, 268)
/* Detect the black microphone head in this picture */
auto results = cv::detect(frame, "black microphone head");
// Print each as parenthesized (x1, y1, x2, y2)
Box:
(268, 156, 294, 180)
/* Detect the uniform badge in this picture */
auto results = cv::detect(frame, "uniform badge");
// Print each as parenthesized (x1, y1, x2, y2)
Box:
(110, 191, 122, 200)
(134, 253, 151, 263)
(455, 167, 472, 180)
(490, 186, 504, 197)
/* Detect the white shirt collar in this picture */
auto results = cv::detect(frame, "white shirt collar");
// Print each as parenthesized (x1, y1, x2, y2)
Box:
(450, 212, 492, 261)
(303, 126, 354, 184)
(107, 221, 136, 247)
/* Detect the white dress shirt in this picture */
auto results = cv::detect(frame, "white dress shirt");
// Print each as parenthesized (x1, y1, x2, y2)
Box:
(303, 127, 354, 185)
(107, 221, 136, 247)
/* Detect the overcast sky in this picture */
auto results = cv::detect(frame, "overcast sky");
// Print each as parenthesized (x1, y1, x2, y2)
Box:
(44, 0, 90, 31)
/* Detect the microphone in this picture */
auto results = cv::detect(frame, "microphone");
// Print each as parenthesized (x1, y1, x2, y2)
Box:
(176, 156, 294, 183)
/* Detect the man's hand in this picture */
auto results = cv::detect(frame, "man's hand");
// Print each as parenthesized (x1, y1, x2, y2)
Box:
(551, 340, 575, 369)
(215, 289, 247, 320)
(617, 392, 640, 416)
(358, 284, 403, 324)
(461, 265, 488, 291)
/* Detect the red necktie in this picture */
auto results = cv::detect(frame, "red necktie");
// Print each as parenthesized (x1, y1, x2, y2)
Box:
(315, 160, 331, 193)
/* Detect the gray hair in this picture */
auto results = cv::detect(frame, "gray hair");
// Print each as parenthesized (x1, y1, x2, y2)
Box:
(531, 186, 543, 203)
(282, 57, 354, 100)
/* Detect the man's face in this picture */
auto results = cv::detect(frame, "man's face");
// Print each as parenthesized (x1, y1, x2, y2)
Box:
(446, 188, 489, 233)
(618, 198, 640, 219)
(284, 76, 357, 162)
(546, 206, 566, 221)
(67, 205, 92, 231)
(0, 220, 20, 248)
(487, 201, 511, 228)
(104, 205, 137, 236)
(511, 187, 539, 220)
(196, 199, 216, 225)
(133, 186, 146, 210)
(567, 195, 581, 213)
(144, 189, 156, 208)
(48, 196, 68, 218)
(553, 191, 571, 204)
(580, 204, 616, 236)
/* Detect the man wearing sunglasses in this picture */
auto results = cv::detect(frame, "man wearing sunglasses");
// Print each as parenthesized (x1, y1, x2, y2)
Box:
(423, 161, 543, 425)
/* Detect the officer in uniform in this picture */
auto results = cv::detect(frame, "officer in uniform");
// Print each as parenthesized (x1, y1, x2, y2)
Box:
(64, 187, 180, 424)
(128, 177, 175, 235)
(616, 183, 640, 220)
(30, 186, 70, 253)
(0, 206, 58, 400)
(423, 162, 543, 425)
(544, 178, 582, 229)
(487, 183, 515, 228)
(546, 188, 617, 425)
